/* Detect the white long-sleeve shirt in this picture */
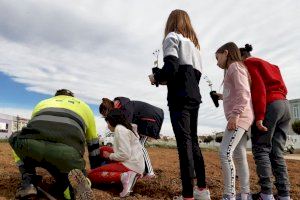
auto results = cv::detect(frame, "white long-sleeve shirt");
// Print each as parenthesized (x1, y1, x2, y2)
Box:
(109, 125, 145, 174)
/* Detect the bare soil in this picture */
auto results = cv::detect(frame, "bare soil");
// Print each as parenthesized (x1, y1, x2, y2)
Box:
(0, 143, 299, 200)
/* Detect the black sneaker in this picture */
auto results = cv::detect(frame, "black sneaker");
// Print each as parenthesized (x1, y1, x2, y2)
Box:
(252, 193, 274, 200)
(252, 193, 263, 200)
(15, 184, 38, 199)
(32, 175, 42, 186)
(273, 194, 292, 200)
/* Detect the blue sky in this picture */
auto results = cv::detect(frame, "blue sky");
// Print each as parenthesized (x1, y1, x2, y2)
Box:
(0, 0, 299, 135)
(0, 71, 49, 109)
(0, 71, 100, 117)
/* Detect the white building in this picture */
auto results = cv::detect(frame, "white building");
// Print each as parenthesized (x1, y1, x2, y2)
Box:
(0, 113, 29, 139)
(0, 113, 13, 139)
(288, 99, 300, 149)
(289, 98, 300, 135)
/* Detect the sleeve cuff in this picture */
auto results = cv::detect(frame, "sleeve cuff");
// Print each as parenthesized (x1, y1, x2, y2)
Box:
(231, 113, 240, 118)
(109, 154, 115, 160)
(255, 115, 265, 121)
(153, 71, 160, 82)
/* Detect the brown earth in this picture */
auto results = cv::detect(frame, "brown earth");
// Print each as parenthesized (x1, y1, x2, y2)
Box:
(0, 143, 299, 200)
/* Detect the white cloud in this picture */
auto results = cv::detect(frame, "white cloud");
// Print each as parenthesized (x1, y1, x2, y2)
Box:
(0, 0, 299, 135)
(0, 107, 32, 119)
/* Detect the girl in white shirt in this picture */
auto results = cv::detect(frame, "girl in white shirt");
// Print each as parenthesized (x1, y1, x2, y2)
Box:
(88, 109, 145, 198)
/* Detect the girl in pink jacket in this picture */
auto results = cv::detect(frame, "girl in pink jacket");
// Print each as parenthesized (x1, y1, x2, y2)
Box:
(215, 42, 254, 200)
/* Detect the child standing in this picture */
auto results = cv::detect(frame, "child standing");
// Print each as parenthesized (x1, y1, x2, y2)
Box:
(215, 42, 254, 200)
(88, 109, 145, 198)
(240, 44, 291, 200)
(149, 9, 210, 200)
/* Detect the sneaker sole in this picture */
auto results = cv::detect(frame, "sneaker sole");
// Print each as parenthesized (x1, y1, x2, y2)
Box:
(68, 169, 95, 200)
(15, 185, 38, 200)
(16, 194, 38, 200)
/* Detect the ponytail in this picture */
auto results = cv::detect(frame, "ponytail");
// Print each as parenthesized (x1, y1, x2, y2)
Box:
(239, 44, 253, 59)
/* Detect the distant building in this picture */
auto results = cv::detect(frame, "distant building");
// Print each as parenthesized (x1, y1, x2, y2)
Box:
(289, 98, 300, 135)
(0, 113, 13, 139)
(0, 113, 29, 139)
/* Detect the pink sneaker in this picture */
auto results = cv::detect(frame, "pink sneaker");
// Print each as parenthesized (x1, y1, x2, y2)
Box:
(120, 171, 139, 198)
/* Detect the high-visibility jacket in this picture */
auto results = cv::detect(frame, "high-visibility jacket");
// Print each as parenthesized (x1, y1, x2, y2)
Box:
(13, 95, 101, 169)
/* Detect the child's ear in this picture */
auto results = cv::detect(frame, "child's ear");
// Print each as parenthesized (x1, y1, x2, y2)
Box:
(224, 50, 229, 56)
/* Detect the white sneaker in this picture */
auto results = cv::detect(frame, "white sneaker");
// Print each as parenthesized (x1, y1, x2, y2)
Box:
(142, 173, 156, 179)
(120, 171, 139, 198)
(193, 187, 211, 200)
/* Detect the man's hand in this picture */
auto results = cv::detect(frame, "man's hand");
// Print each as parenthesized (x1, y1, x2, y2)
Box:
(227, 116, 238, 131)
(148, 74, 156, 85)
(103, 151, 111, 159)
(256, 120, 268, 132)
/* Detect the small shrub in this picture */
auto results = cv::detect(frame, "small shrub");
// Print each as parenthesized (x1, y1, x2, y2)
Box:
(292, 120, 300, 135)
(203, 136, 214, 143)
(215, 135, 223, 143)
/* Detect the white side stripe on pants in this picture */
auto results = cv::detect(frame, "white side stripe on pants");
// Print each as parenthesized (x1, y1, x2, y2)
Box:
(219, 127, 250, 196)
(226, 130, 238, 195)
(140, 135, 154, 175)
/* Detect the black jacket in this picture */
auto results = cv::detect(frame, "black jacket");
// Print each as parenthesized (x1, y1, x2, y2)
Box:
(154, 32, 202, 110)
(114, 97, 164, 139)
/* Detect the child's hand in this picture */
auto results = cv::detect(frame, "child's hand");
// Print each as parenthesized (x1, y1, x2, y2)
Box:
(103, 151, 111, 158)
(148, 74, 156, 85)
(215, 93, 223, 100)
(256, 120, 268, 132)
(227, 116, 238, 131)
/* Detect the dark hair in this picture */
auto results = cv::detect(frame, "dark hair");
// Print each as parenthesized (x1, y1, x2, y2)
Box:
(105, 109, 134, 133)
(239, 44, 253, 59)
(55, 89, 74, 97)
(99, 98, 114, 116)
(216, 42, 243, 68)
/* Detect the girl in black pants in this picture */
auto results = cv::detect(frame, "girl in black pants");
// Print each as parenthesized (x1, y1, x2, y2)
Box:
(149, 9, 210, 200)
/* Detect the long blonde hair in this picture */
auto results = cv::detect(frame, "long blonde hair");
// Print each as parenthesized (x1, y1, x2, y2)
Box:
(164, 9, 200, 49)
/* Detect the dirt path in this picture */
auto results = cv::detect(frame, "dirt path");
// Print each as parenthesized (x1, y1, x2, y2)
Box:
(284, 154, 300, 161)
